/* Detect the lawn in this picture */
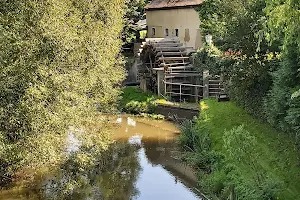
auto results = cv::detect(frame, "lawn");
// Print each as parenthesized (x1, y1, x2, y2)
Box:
(121, 87, 199, 110)
(120, 86, 157, 107)
(200, 99, 300, 199)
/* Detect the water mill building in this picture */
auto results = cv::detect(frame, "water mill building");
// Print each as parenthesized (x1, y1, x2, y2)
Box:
(145, 0, 204, 49)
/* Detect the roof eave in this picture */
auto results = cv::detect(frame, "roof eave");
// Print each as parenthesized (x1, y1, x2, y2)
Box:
(145, 5, 201, 11)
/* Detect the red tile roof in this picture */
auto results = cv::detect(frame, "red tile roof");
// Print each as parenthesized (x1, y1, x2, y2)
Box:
(145, 0, 204, 10)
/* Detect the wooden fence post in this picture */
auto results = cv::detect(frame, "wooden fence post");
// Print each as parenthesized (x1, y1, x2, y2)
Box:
(157, 70, 165, 96)
(194, 77, 200, 102)
(203, 70, 209, 98)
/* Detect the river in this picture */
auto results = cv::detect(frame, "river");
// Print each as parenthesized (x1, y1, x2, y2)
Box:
(0, 116, 202, 200)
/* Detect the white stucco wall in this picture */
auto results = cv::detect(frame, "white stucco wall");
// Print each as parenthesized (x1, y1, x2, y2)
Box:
(146, 7, 202, 49)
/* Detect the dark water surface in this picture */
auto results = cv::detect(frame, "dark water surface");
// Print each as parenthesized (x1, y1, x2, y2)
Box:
(0, 116, 202, 200)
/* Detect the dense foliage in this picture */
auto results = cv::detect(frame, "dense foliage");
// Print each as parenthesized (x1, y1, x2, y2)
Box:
(194, 0, 276, 119)
(123, 0, 148, 43)
(264, 1, 300, 137)
(194, 0, 300, 138)
(180, 100, 300, 199)
(0, 0, 125, 181)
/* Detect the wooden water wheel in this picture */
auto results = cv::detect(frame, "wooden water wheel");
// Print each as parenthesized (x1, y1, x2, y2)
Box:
(138, 38, 201, 101)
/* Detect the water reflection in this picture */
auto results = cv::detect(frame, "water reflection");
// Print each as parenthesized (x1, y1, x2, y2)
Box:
(40, 142, 141, 200)
(0, 116, 202, 200)
(112, 116, 201, 200)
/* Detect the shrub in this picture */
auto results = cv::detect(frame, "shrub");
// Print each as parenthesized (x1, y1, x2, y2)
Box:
(179, 120, 211, 152)
(124, 100, 156, 114)
(202, 168, 229, 195)
(193, 45, 275, 120)
(265, 46, 300, 138)
(179, 120, 223, 172)
(121, 87, 160, 114)
(223, 126, 282, 199)
(193, 44, 225, 76)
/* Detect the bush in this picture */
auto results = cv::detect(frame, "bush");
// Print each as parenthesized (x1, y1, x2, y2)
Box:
(223, 126, 282, 199)
(202, 166, 229, 195)
(179, 120, 223, 172)
(193, 45, 275, 120)
(265, 46, 300, 137)
(179, 121, 282, 199)
(124, 100, 156, 114)
(120, 87, 160, 114)
(179, 120, 211, 152)
(193, 44, 225, 76)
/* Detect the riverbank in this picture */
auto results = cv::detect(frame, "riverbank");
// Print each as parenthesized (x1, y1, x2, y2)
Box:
(120, 87, 199, 121)
(179, 99, 300, 199)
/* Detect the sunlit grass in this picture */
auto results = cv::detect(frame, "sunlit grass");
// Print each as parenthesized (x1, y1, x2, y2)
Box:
(199, 99, 300, 199)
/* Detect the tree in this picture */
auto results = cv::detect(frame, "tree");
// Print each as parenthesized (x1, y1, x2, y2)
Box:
(123, 0, 148, 43)
(0, 0, 125, 173)
(195, 0, 277, 119)
(264, 0, 300, 137)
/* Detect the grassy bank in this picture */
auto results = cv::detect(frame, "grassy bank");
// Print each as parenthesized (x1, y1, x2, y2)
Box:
(120, 87, 165, 119)
(180, 99, 300, 199)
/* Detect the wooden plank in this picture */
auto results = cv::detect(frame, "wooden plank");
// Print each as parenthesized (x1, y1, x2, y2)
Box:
(166, 70, 198, 73)
(164, 81, 204, 88)
(158, 57, 189, 61)
(156, 51, 188, 57)
(167, 66, 193, 70)
(152, 43, 183, 47)
(209, 80, 221, 83)
(154, 47, 186, 52)
(166, 92, 203, 98)
(159, 62, 190, 67)
(152, 67, 164, 71)
(170, 88, 193, 91)
(146, 38, 180, 43)
(166, 72, 201, 76)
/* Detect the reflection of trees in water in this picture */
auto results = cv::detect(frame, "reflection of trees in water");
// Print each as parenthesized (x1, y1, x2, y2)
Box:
(40, 142, 141, 200)
(143, 139, 176, 166)
(142, 139, 199, 195)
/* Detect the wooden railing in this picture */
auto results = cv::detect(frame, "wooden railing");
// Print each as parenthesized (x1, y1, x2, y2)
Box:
(164, 81, 204, 102)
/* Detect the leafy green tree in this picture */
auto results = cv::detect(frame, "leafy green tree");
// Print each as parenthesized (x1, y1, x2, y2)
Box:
(196, 0, 300, 138)
(123, 0, 148, 43)
(0, 0, 125, 174)
(195, 0, 277, 119)
(264, 0, 300, 137)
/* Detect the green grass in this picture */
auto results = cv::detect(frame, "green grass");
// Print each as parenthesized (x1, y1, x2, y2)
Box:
(120, 86, 158, 106)
(199, 99, 300, 199)
(120, 87, 163, 115)
(121, 87, 199, 110)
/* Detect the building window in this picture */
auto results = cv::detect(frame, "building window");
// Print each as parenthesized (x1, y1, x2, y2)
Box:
(152, 28, 156, 36)
(175, 29, 179, 37)
(165, 28, 169, 36)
